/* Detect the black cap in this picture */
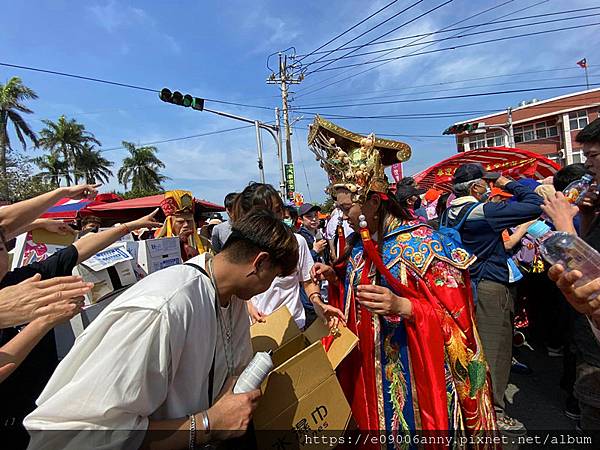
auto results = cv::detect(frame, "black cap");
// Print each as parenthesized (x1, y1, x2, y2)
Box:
(395, 185, 426, 203)
(453, 163, 500, 184)
(298, 203, 321, 216)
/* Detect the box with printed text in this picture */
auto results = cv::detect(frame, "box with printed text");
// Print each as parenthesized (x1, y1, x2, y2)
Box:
(250, 306, 358, 450)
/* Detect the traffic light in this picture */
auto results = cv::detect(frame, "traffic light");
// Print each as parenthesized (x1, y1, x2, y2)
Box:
(442, 122, 484, 135)
(159, 88, 204, 111)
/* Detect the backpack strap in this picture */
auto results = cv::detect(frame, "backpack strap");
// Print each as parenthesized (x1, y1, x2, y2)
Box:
(184, 262, 218, 406)
(441, 202, 479, 230)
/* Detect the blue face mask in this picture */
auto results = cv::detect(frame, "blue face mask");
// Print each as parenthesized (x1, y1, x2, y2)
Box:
(283, 218, 294, 227)
(479, 186, 491, 202)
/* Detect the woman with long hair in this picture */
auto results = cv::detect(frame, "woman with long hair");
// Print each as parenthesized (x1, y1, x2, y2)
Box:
(308, 117, 496, 447)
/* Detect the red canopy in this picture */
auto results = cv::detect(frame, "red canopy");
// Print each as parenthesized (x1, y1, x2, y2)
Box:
(83, 194, 225, 223)
(412, 146, 561, 192)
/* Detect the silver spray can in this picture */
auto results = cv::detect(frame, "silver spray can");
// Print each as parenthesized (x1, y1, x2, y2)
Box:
(233, 350, 274, 394)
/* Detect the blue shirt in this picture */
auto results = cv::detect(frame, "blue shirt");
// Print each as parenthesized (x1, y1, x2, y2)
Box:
(446, 181, 543, 284)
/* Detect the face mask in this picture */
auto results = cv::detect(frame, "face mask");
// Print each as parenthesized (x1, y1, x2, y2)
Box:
(479, 186, 491, 202)
(283, 218, 294, 227)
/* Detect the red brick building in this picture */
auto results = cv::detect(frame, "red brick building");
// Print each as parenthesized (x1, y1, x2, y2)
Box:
(448, 88, 600, 166)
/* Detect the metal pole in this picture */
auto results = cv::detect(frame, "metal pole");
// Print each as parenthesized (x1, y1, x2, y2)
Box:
(280, 54, 293, 164)
(507, 107, 515, 147)
(585, 65, 590, 90)
(275, 107, 286, 198)
(254, 121, 265, 183)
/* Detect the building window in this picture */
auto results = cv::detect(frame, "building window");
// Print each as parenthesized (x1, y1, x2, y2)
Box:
(514, 121, 559, 142)
(534, 121, 558, 139)
(569, 110, 588, 130)
(547, 152, 565, 165)
(571, 150, 586, 163)
(514, 125, 535, 143)
(471, 134, 486, 149)
(485, 131, 505, 147)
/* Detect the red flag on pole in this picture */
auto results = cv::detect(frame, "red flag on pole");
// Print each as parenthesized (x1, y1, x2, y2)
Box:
(577, 58, 588, 68)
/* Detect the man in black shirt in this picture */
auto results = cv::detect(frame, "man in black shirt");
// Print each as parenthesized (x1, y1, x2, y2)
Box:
(0, 210, 160, 449)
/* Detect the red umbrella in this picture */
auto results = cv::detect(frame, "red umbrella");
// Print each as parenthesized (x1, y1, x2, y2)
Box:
(412, 146, 561, 192)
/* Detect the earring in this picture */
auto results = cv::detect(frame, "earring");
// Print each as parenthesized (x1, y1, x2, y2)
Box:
(358, 214, 368, 229)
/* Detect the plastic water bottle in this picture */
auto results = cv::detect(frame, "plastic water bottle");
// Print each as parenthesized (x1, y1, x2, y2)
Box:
(233, 350, 273, 394)
(563, 174, 594, 205)
(527, 220, 600, 290)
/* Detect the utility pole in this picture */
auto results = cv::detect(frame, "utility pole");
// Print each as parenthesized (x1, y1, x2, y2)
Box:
(507, 107, 515, 147)
(267, 52, 303, 164)
(275, 107, 286, 198)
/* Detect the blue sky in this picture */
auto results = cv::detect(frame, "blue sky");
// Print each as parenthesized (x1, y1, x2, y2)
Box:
(1, 0, 598, 204)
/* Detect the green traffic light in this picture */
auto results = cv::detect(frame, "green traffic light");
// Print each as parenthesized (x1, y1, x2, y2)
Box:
(183, 94, 193, 107)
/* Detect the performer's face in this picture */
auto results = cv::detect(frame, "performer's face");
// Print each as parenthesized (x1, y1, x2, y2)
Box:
(173, 214, 194, 238)
(335, 189, 380, 233)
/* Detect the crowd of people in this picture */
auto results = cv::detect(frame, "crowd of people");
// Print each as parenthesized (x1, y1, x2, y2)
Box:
(1, 118, 600, 449)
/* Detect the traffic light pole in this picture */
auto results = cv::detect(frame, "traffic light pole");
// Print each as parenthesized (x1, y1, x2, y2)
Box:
(202, 107, 281, 187)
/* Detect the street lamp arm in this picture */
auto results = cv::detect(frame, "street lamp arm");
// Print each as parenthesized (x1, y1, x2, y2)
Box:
(203, 107, 279, 132)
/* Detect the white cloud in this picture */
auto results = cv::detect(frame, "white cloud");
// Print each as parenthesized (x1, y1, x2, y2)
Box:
(87, 1, 181, 54)
(88, 0, 152, 32)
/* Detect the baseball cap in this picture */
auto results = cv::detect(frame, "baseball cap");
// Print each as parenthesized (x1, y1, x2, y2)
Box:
(298, 203, 321, 216)
(395, 184, 426, 203)
(453, 163, 500, 184)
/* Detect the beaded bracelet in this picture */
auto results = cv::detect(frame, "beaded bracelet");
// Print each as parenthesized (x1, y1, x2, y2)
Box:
(188, 414, 196, 450)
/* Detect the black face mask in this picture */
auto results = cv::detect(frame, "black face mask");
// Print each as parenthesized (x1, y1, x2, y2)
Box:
(413, 198, 422, 210)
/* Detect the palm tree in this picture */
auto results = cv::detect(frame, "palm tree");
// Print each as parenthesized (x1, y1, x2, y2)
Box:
(117, 141, 168, 192)
(75, 144, 114, 184)
(38, 115, 100, 185)
(33, 153, 69, 188)
(0, 77, 39, 199)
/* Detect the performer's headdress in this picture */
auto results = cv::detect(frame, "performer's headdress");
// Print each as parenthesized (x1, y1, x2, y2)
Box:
(307, 115, 411, 205)
(160, 190, 195, 216)
(156, 190, 206, 254)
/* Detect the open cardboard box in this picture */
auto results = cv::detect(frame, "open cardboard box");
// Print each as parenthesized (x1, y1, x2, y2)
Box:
(250, 306, 358, 450)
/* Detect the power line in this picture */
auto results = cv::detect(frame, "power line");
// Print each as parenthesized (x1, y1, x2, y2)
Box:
(0, 62, 275, 111)
(294, 0, 547, 98)
(299, 0, 428, 69)
(296, 6, 600, 57)
(295, 0, 401, 63)
(305, 0, 453, 74)
(292, 83, 600, 110)
(308, 21, 600, 73)
(100, 125, 255, 153)
(296, 73, 599, 104)
(309, 12, 600, 64)
(297, 66, 589, 102)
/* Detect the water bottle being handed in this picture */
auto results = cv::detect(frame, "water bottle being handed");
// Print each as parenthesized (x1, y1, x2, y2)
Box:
(527, 221, 600, 295)
(233, 351, 274, 394)
(562, 174, 594, 205)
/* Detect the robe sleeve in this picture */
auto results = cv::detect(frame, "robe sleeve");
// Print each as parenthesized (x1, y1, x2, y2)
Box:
(24, 306, 171, 450)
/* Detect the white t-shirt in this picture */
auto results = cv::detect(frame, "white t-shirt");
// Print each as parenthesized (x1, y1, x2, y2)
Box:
(325, 208, 353, 240)
(25, 254, 251, 450)
(251, 233, 313, 328)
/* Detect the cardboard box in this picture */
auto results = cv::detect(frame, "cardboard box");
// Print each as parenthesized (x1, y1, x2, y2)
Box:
(250, 307, 358, 450)
(73, 242, 137, 304)
(136, 237, 182, 275)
